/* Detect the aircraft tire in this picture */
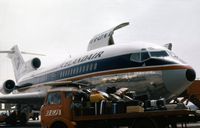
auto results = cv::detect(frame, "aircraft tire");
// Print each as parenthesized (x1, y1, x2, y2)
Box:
(19, 112, 28, 125)
(5, 111, 17, 126)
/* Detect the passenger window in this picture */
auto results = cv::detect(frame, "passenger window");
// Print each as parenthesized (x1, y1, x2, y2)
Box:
(82, 65, 85, 72)
(79, 66, 82, 73)
(60, 72, 63, 78)
(94, 63, 97, 70)
(75, 67, 78, 74)
(73, 68, 76, 74)
(70, 69, 73, 75)
(69, 69, 72, 75)
(47, 92, 61, 105)
(66, 70, 69, 76)
(86, 64, 89, 72)
(65, 70, 67, 76)
(90, 63, 93, 71)
(130, 53, 141, 62)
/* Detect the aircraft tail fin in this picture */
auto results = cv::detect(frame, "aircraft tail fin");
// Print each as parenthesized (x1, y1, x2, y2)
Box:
(87, 22, 129, 51)
(0, 45, 44, 82)
(0, 45, 25, 82)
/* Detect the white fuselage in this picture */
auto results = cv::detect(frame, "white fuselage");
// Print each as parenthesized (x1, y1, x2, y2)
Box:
(16, 43, 195, 100)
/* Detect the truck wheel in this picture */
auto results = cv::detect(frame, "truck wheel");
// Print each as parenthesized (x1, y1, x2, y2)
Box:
(51, 122, 67, 128)
(132, 119, 158, 128)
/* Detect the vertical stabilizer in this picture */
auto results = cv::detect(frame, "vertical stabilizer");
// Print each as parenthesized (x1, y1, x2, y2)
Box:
(87, 22, 129, 51)
(7, 45, 25, 82)
(0, 45, 44, 82)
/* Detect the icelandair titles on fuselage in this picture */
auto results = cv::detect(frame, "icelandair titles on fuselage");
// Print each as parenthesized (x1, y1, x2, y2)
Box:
(62, 51, 104, 67)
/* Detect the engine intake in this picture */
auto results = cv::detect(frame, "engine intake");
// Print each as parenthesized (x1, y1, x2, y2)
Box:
(2, 80, 15, 94)
(31, 58, 41, 69)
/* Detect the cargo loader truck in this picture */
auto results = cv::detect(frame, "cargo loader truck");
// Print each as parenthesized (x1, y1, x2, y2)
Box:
(40, 86, 200, 128)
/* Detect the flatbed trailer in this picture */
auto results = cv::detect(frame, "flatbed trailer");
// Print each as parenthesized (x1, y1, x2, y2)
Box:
(40, 87, 200, 128)
(73, 110, 199, 128)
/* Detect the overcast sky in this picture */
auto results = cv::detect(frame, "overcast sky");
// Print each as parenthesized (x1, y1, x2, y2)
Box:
(0, 0, 200, 84)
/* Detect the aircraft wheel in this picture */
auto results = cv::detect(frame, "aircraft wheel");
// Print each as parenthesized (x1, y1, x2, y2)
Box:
(5, 111, 17, 125)
(19, 113, 28, 125)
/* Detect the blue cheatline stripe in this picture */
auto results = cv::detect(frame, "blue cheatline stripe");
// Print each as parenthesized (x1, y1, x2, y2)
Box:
(17, 53, 176, 89)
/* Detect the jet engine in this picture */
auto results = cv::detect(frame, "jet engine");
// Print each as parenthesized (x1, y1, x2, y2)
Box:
(2, 80, 15, 94)
(27, 58, 41, 69)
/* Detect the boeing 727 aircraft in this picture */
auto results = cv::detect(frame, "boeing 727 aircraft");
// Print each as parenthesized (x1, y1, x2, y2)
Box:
(0, 22, 196, 124)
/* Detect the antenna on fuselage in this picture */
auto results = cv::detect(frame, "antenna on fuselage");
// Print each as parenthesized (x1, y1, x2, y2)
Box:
(164, 43, 172, 50)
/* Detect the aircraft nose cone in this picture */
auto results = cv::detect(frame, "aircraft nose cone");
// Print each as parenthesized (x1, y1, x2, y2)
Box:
(162, 68, 195, 96)
(186, 69, 196, 82)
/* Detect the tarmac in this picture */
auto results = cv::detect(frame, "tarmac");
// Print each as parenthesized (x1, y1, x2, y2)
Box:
(0, 120, 200, 128)
(0, 119, 41, 128)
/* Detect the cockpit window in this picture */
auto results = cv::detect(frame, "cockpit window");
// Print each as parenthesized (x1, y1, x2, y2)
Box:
(130, 53, 140, 62)
(150, 51, 168, 57)
(130, 52, 150, 62)
(168, 51, 176, 57)
(130, 50, 169, 62)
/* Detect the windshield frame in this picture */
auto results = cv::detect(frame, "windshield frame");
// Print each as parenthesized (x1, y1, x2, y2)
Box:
(149, 50, 169, 58)
(130, 51, 151, 62)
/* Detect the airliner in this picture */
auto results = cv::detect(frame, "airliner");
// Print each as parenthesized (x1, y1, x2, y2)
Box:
(0, 22, 196, 123)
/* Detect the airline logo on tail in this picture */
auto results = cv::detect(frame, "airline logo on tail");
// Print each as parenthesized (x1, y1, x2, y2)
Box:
(0, 45, 43, 82)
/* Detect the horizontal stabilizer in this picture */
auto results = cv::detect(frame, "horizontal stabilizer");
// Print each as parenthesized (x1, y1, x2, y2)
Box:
(0, 50, 45, 56)
(87, 22, 129, 51)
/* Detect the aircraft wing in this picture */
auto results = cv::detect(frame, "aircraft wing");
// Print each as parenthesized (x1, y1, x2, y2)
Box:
(0, 81, 80, 105)
(0, 91, 46, 105)
(0, 81, 85, 106)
